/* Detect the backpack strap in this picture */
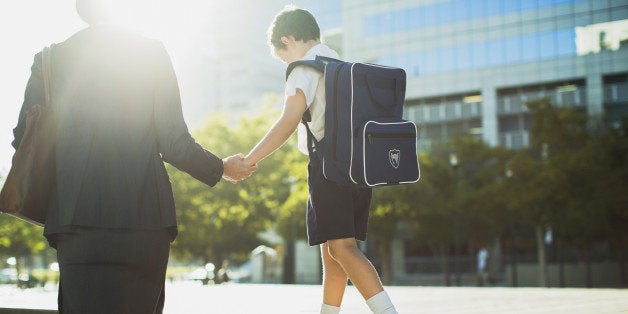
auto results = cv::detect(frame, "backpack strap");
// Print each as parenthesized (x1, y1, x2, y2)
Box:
(285, 55, 343, 123)
(285, 60, 323, 80)
(285, 55, 342, 80)
(285, 55, 342, 157)
(301, 116, 319, 157)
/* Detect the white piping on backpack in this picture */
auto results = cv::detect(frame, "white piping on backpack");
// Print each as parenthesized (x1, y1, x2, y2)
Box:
(349, 62, 401, 185)
(362, 120, 420, 187)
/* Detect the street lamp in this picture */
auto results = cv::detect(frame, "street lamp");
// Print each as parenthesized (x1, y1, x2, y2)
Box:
(449, 153, 461, 286)
(505, 166, 518, 287)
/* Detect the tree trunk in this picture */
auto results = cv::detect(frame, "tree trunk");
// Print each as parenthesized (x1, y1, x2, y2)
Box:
(379, 238, 393, 286)
(442, 245, 451, 286)
(283, 238, 295, 284)
(510, 225, 518, 287)
(618, 238, 627, 287)
(558, 242, 565, 287)
(510, 248, 518, 287)
(534, 225, 548, 287)
(489, 237, 501, 285)
(585, 246, 593, 288)
(428, 243, 450, 286)
(14, 256, 26, 288)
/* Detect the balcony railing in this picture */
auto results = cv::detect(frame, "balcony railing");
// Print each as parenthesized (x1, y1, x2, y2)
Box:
(406, 101, 482, 123)
(498, 88, 586, 114)
(499, 130, 530, 150)
(604, 82, 628, 104)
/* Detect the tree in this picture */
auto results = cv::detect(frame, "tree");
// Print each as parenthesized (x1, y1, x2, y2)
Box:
(371, 178, 417, 285)
(270, 141, 308, 284)
(560, 116, 628, 286)
(393, 150, 457, 285)
(507, 98, 590, 286)
(379, 136, 512, 287)
(169, 99, 297, 269)
(448, 137, 513, 245)
(597, 118, 628, 286)
(0, 172, 48, 282)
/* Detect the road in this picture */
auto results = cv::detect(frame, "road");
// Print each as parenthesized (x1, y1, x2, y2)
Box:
(1, 282, 627, 313)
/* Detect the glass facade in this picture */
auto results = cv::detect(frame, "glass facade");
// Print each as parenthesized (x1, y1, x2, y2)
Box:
(379, 29, 578, 77)
(308, 0, 627, 152)
(348, 0, 627, 151)
(364, 0, 584, 36)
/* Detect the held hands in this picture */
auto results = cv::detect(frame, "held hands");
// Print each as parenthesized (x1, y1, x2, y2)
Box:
(222, 153, 258, 184)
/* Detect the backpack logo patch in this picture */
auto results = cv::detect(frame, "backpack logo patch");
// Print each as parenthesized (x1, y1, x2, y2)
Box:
(389, 149, 400, 169)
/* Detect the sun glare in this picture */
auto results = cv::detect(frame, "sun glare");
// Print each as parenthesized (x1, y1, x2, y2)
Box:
(107, 0, 215, 47)
(0, 0, 217, 175)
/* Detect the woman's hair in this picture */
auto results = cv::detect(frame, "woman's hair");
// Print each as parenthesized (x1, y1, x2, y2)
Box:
(268, 5, 320, 50)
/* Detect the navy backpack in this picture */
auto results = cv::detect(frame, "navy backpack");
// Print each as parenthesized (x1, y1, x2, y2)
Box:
(287, 56, 420, 188)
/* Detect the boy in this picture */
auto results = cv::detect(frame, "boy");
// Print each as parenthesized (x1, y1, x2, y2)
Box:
(244, 5, 398, 314)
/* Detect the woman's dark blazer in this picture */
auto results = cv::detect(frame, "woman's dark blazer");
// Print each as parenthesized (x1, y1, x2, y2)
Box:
(12, 25, 223, 242)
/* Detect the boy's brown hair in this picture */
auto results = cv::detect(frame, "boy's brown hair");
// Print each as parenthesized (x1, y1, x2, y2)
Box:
(267, 5, 320, 50)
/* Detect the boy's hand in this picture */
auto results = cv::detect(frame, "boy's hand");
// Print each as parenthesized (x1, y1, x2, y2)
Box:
(222, 153, 258, 184)
(242, 157, 257, 168)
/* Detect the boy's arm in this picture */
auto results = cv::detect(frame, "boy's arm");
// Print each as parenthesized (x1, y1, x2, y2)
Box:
(245, 89, 307, 165)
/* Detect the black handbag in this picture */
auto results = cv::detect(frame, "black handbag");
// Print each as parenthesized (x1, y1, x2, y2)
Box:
(0, 46, 55, 226)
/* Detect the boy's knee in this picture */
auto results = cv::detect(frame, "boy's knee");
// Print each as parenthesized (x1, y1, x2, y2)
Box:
(326, 238, 358, 261)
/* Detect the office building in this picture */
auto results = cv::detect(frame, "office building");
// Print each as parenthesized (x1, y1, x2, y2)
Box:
(309, 0, 628, 151)
(299, 0, 628, 285)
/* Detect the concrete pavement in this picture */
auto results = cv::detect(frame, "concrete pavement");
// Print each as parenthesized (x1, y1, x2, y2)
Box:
(1, 282, 627, 313)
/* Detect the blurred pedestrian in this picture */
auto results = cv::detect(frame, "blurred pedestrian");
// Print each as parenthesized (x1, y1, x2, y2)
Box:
(217, 260, 230, 284)
(477, 247, 489, 286)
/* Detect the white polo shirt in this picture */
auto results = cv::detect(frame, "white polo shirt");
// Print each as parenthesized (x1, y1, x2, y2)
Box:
(285, 43, 340, 155)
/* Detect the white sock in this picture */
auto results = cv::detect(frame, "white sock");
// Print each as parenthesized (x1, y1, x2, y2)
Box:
(366, 291, 398, 314)
(320, 303, 341, 314)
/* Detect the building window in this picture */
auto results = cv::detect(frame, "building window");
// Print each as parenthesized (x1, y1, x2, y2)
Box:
(497, 80, 586, 149)
(603, 73, 628, 127)
(406, 93, 483, 152)
(363, 0, 585, 36)
(378, 29, 579, 77)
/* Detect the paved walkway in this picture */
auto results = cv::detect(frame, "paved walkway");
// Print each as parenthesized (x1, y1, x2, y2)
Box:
(1, 282, 627, 313)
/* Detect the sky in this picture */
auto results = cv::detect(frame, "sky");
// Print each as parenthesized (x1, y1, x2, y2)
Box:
(0, 0, 217, 176)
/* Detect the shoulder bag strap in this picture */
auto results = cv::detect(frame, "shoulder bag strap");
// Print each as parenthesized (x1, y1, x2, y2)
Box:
(42, 46, 52, 108)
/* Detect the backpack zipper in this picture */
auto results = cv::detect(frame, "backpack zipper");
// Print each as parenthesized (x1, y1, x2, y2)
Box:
(367, 133, 415, 144)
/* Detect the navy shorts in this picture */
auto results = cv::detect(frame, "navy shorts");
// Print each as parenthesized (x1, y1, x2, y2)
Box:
(306, 161, 372, 246)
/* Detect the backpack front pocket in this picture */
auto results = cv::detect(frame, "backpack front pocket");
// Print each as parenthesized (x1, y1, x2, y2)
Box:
(361, 120, 420, 187)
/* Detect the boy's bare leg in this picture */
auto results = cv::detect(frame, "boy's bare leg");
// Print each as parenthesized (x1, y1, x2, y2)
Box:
(321, 242, 348, 306)
(326, 238, 384, 300)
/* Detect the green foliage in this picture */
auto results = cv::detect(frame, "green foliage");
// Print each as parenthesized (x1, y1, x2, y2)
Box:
(384, 138, 512, 246)
(275, 155, 308, 241)
(4, 94, 626, 277)
(499, 98, 628, 251)
(597, 122, 628, 240)
(370, 97, 627, 268)
(0, 215, 46, 258)
(0, 174, 47, 273)
(457, 139, 514, 242)
(169, 100, 308, 266)
(406, 152, 457, 245)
